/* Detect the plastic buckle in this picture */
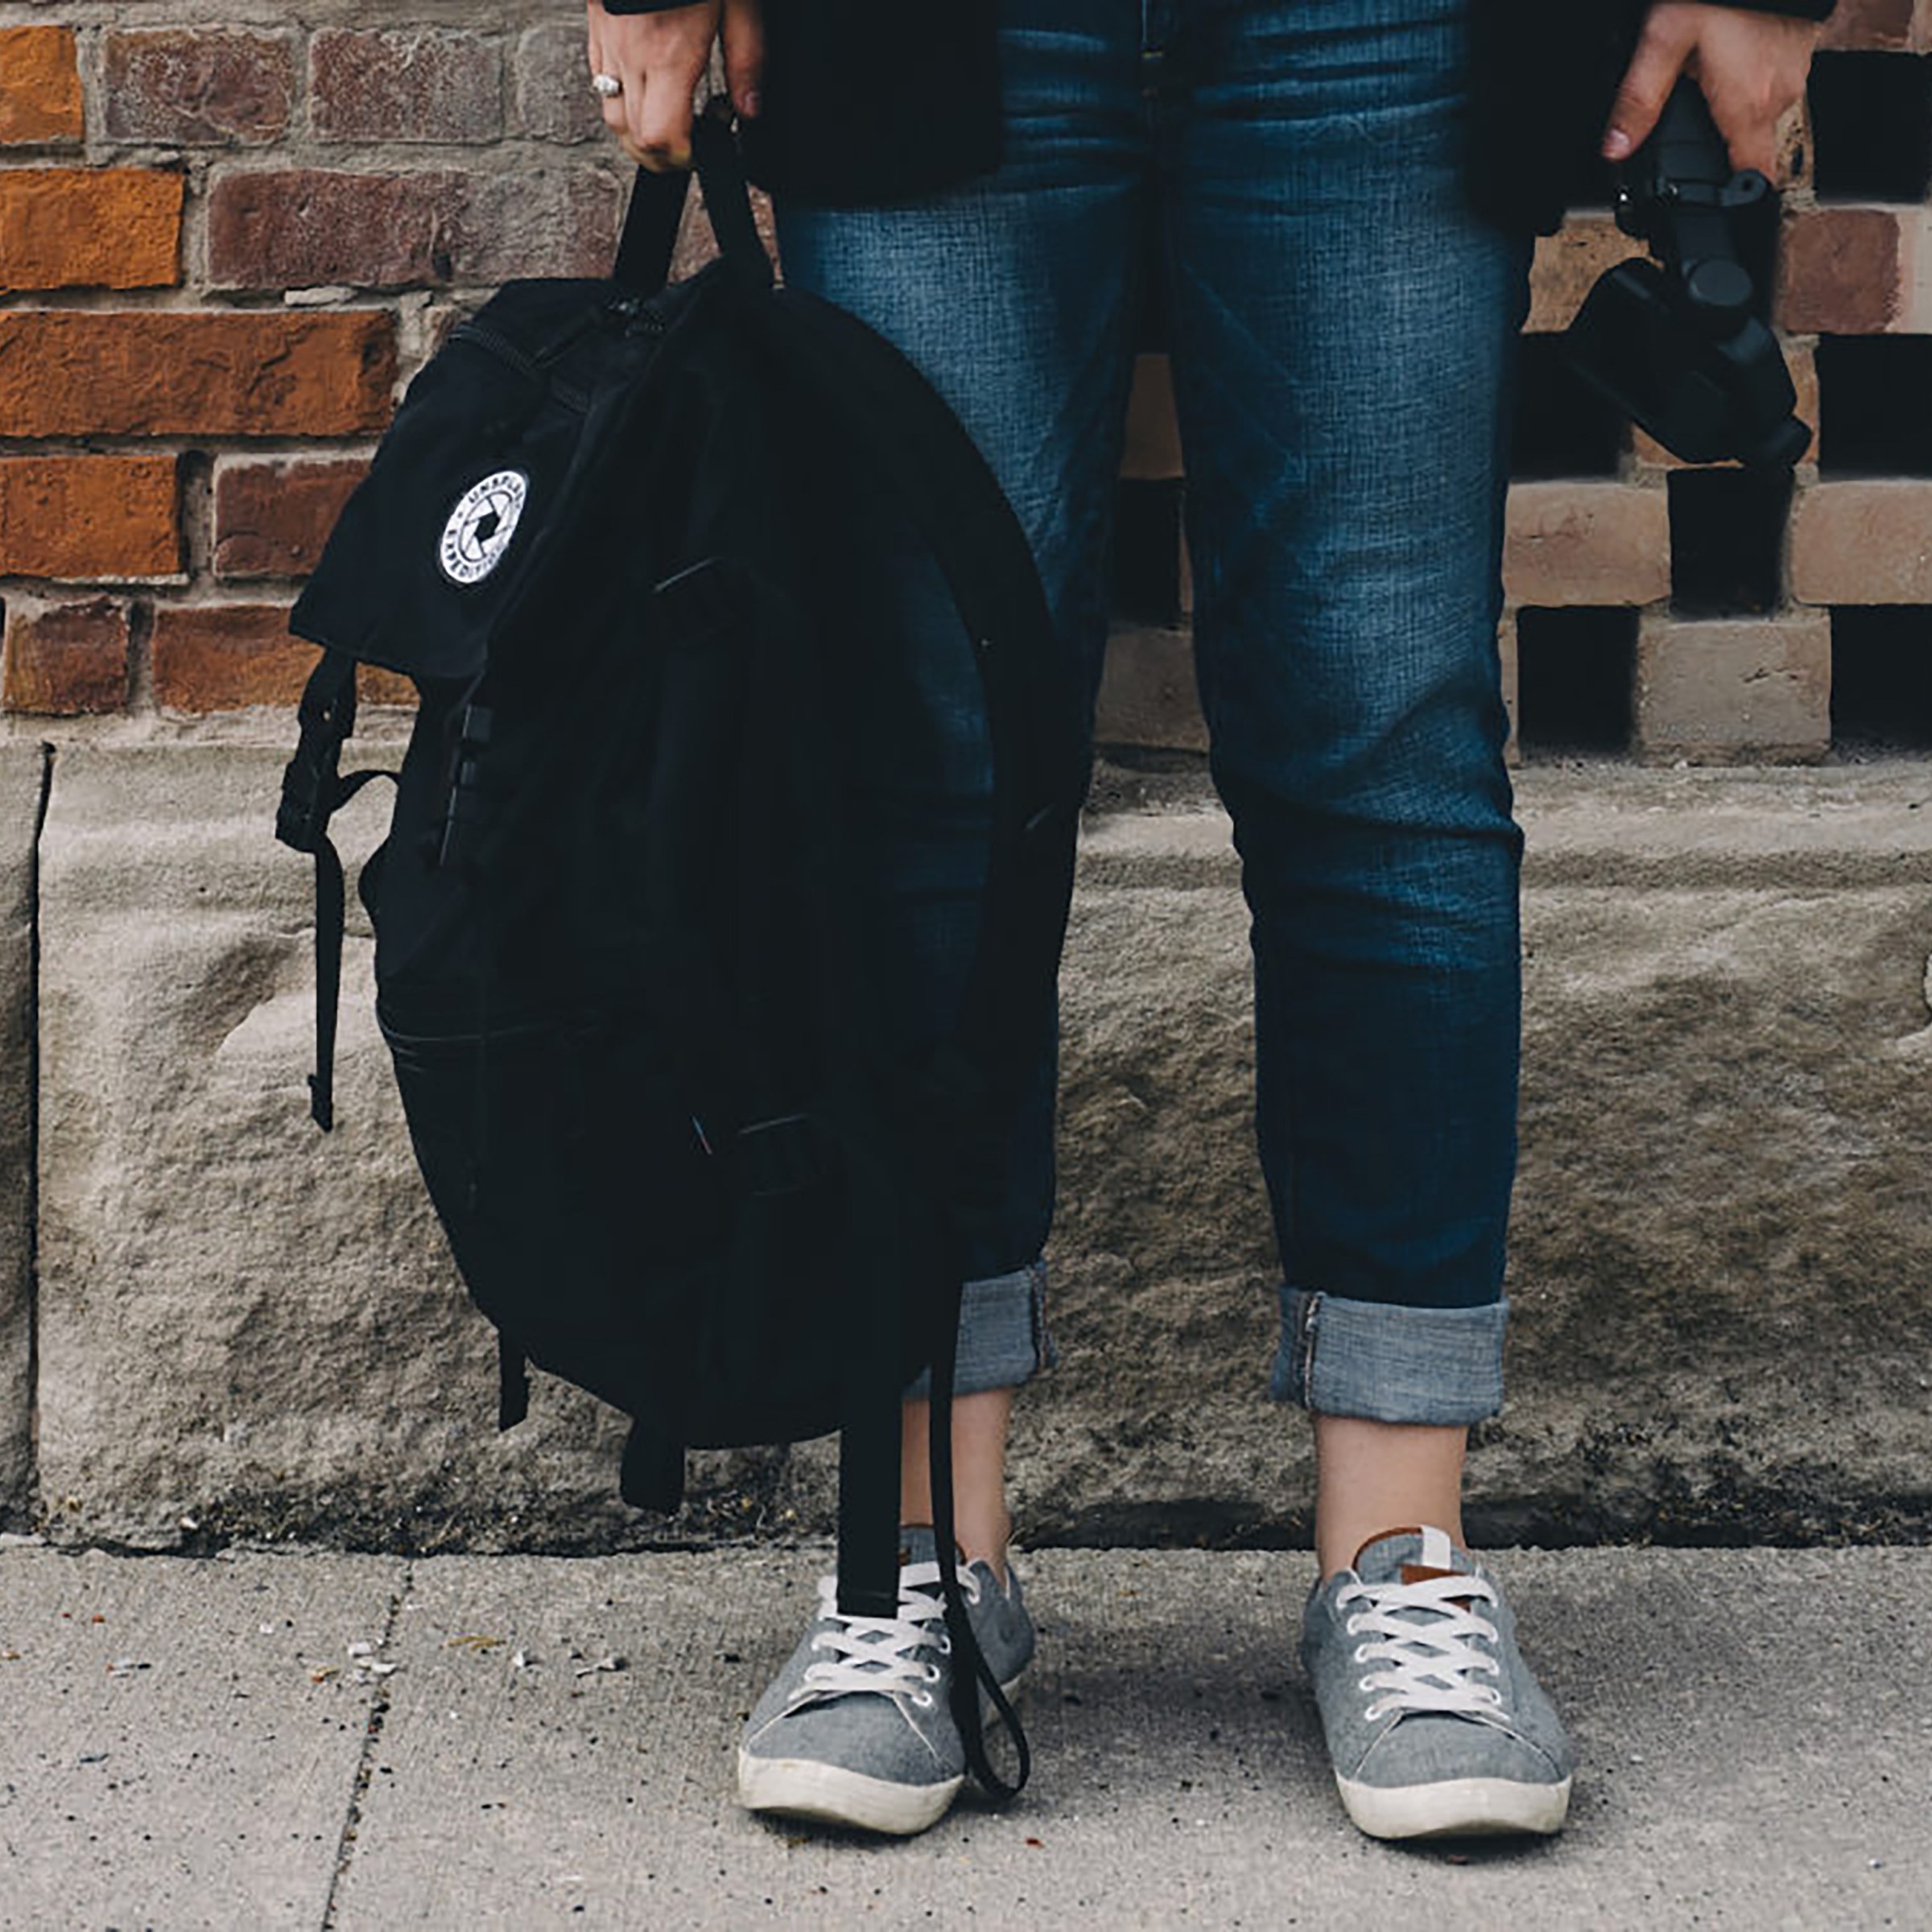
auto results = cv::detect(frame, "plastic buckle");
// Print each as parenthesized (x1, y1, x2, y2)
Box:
(736, 1113, 819, 1198)
(275, 746, 332, 854)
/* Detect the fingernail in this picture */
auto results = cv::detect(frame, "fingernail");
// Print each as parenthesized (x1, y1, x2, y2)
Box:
(1604, 128, 1633, 161)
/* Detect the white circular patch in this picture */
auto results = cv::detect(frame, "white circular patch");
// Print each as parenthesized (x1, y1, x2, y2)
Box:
(437, 469, 529, 585)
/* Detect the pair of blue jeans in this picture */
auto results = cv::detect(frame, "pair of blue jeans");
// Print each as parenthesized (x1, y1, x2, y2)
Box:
(778, 0, 1534, 1425)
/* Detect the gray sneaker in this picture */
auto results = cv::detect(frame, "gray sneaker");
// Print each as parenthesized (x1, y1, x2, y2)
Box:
(737, 1526, 1034, 1836)
(1300, 1525, 1574, 1840)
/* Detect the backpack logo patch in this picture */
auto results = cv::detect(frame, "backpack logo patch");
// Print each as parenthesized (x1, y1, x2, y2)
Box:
(438, 471, 529, 585)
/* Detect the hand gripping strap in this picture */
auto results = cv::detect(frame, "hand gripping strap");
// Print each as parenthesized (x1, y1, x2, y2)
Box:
(613, 105, 772, 300)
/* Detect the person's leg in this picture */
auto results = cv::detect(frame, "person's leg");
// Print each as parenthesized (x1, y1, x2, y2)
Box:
(899, 1389, 1015, 1579)
(778, 0, 1146, 1556)
(1158, 0, 1568, 1838)
(739, 0, 1145, 1833)
(1312, 1416, 1468, 1577)
(1160, 0, 1527, 1553)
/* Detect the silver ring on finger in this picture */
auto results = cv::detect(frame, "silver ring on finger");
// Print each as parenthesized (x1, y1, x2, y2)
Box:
(591, 72, 623, 99)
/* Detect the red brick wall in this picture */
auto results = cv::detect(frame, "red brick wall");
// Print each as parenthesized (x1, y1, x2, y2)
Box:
(0, 10, 621, 716)
(2, 4, 1929, 758)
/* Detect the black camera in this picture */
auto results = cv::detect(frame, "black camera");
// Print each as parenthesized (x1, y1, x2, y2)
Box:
(1563, 80, 1810, 469)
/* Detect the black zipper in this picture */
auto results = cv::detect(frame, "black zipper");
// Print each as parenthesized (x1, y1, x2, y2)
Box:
(451, 320, 594, 415)
(451, 319, 548, 386)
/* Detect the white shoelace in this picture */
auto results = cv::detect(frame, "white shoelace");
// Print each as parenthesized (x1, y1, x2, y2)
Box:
(1337, 1572, 1506, 1724)
(798, 1560, 979, 1710)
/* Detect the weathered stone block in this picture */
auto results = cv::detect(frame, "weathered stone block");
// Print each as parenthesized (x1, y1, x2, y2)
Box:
(1021, 774, 1932, 1547)
(207, 167, 621, 293)
(0, 748, 44, 1527)
(30, 754, 1932, 1550)
(1778, 208, 1910, 335)
(1791, 481, 1932, 605)
(34, 749, 794, 1550)
(149, 613, 411, 715)
(1504, 481, 1673, 609)
(206, 168, 471, 294)
(150, 605, 310, 713)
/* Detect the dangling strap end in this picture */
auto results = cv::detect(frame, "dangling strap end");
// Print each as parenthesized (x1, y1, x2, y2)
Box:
(497, 1335, 530, 1430)
(620, 1418, 686, 1514)
(307, 838, 349, 1135)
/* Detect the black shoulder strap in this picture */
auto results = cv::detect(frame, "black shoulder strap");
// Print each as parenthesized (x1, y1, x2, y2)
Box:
(275, 649, 396, 1130)
(741, 279, 1083, 1806)
(753, 284, 1086, 1133)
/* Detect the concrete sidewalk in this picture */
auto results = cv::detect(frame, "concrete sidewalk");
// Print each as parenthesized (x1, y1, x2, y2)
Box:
(1, 1544, 1922, 1930)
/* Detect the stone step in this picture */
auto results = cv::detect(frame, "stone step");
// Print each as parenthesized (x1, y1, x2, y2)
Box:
(10, 747, 1932, 1549)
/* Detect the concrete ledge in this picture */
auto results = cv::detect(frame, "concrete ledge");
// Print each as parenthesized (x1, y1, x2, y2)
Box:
(35, 748, 802, 1554)
(27, 749, 1932, 1549)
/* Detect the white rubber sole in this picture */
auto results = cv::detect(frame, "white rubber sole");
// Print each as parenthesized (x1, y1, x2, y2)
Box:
(1336, 1772, 1573, 1841)
(737, 1751, 964, 1836)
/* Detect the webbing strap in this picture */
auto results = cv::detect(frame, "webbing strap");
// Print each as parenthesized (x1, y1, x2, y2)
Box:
(928, 1274, 1030, 1802)
(620, 1417, 687, 1514)
(497, 1334, 530, 1430)
(834, 1389, 902, 1623)
(308, 837, 347, 1133)
(612, 160, 691, 299)
(275, 649, 396, 1131)
(730, 555, 906, 1624)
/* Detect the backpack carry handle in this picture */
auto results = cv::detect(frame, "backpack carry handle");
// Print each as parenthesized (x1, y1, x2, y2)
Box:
(612, 101, 773, 299)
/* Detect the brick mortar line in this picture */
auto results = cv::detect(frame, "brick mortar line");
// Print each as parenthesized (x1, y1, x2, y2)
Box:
(0, 288, 524, 312)
(0, 295, 447, 326)
(2, 5, 575, 28)
(0, 435, 383, 450)
(7, 145, 632, 173)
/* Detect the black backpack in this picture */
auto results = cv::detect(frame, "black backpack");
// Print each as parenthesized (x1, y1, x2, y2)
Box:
(275, 116, 1082, 1797)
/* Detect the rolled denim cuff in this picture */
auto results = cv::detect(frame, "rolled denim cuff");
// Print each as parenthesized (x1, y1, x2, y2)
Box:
(1269, 1288, 1507, 1426)
(903, 1258, 1054, 1402)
